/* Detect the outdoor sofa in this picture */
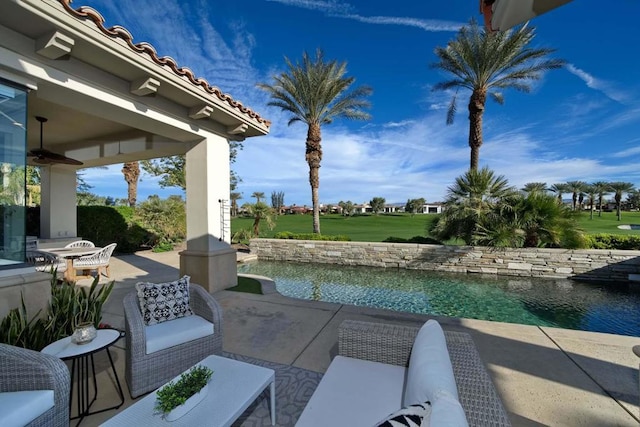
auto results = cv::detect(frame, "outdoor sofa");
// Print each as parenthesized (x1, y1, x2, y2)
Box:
(0, 343, 70, 427)
(297, 320, 511, 426)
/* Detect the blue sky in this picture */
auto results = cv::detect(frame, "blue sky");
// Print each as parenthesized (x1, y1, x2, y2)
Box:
(79, 0, 640, 206)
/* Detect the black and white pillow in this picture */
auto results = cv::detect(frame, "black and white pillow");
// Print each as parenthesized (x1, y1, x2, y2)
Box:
(375, 401, 431, 427)
(136, 276, 194, 326)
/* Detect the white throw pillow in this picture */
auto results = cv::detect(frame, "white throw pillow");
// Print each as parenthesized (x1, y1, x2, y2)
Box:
(135, 276, 194, 326)
(403, 320, 459, 407)
(430, 394, 468, 426)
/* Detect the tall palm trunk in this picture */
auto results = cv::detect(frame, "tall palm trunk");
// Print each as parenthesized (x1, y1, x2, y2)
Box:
(468, 90, 486, 170)
(253, 217, 261, 237)
(306, 122, 323, 234)
(615, 195, 622, 221)
(598, 195, 603, 217)
(122, 161, 140, 207)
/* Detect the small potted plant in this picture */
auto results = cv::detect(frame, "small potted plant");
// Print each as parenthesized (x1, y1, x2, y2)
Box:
(155, 365, 214, 421)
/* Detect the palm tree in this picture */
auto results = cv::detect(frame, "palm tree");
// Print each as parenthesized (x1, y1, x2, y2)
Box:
(565, 181, 586, 211)
(430, 167, 517, 245)
(230, 192, 242, 217)
(251, 192, 265, 203)
(583, 184, 597, 220)
(245, 202, 276, 237)
(258, 49, 372, 234)
(489, 192, 585, 248)
(122, 161, 140, 207)
(431, 20, 564, 170)
(591, 181, 611, 217)
(609, 182, 635, 221)
(521, 182, 548, 194)
(549, 183, 570, 204)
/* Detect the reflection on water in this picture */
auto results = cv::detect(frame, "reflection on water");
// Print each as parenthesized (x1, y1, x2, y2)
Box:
(238, 261, 640, 337)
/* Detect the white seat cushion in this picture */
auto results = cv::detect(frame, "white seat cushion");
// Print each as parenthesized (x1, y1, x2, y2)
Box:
(145, 314, 214, 354)
(296, 356, 406, 426)
(403, 320, 459, 406)
(0, 390, 54, 427)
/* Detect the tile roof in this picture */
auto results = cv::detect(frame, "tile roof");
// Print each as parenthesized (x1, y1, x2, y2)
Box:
(57, 0, 270, 128)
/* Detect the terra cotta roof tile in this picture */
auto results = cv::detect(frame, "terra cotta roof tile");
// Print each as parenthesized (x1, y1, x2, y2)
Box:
(57, 0, 270, 128)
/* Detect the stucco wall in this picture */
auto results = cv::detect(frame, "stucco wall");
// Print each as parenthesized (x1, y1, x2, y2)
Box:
(249, 239, 640, 282)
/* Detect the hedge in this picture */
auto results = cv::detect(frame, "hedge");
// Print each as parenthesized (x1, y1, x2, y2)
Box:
(26, 206, 155, 253)
(585, 234, 640, 250)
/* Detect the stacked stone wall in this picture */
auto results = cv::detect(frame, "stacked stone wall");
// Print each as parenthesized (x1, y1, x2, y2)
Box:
(249, 239, 640, 282)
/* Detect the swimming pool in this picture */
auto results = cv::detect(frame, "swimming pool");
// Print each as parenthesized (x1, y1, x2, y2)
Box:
(238, 260, 640, 337)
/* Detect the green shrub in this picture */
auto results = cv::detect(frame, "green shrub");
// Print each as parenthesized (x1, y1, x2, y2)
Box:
(273, 231, 351, 241)
(232, 228, 253, 244)
(585, 234, 640, 250)
(135, 196, 186, 250)
(0, 275, 114, 351)
(27, 206, 155, 253)
(0, 297, 48, 350)
(383, 236, 443, 244)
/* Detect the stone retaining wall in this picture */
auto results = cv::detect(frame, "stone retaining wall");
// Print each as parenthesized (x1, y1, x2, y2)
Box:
(249, 239, 640, 282)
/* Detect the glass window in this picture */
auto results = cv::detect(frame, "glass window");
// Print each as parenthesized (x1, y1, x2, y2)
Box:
(0, 80, 27, 267)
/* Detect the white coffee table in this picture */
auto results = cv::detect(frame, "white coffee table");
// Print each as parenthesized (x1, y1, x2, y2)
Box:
(101, 354, 276, 426)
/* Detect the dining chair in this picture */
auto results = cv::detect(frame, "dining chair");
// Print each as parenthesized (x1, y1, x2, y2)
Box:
(72, 243, 117, 278)
(64, 240, 95, 248)
(24, 250, 66, 275)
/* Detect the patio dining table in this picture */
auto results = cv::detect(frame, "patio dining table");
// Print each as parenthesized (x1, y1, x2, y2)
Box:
(42, 246, 102, 282)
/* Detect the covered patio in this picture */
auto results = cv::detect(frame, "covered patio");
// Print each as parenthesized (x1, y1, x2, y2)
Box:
(67, 250, 640, 426)
(0, 0, 269, 317)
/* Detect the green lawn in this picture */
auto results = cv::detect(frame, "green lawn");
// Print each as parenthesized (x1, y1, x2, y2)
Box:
(232, 211, 640, 243)
(232, 213, 439, 242)
(577, 211, 640, 235)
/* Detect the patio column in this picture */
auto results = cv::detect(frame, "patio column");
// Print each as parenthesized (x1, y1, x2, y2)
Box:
(39, 165, 77, 241)
(180, 135, 236, 293)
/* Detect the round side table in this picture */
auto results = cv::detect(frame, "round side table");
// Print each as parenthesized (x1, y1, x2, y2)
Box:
(42, 329, 125, 426)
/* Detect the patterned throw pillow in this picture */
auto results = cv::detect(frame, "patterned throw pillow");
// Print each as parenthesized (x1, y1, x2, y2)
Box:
(375, 401, 431, 427)
(135, 276, 194, 326)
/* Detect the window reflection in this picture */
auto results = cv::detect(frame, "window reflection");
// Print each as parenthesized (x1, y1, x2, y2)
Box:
(0, 81, 27, 266)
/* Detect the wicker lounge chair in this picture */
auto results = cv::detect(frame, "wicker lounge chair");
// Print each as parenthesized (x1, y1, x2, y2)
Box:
(333, 320, 512, 426)
(123, 283, 223, 398)
(0, 343, 71, 427)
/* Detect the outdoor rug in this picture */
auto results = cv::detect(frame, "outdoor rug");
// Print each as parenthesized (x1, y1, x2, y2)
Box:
(223, 352, 323, 427)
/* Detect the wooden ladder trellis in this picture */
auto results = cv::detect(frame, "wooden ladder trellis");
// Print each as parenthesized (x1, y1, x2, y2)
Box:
(218, 199, 230, 242)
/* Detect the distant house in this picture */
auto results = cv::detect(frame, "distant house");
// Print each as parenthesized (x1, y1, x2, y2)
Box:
(421, 203, 444, 214)
(283, 205, 312, 215)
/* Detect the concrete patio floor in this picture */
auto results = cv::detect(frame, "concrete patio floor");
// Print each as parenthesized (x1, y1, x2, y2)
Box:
(75, 249, 640, 426)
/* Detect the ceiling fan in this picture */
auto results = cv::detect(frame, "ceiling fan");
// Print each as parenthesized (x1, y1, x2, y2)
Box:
(28, 116, 83, 165)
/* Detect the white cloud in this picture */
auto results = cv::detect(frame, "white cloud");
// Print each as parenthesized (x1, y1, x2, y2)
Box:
(266, 0, 463, 33)
(381, 120, 417, 129)
(235, 106, 640, 206)
(343, 15, 463, 32)
(265, 0, 353, 14)
(610, 143, 640, 158)
(80, 165, 184, 201)
(566, 64, 629, 104)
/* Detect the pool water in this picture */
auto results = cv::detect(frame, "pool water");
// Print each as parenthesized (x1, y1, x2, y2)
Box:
(238, 261, 640, 337)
